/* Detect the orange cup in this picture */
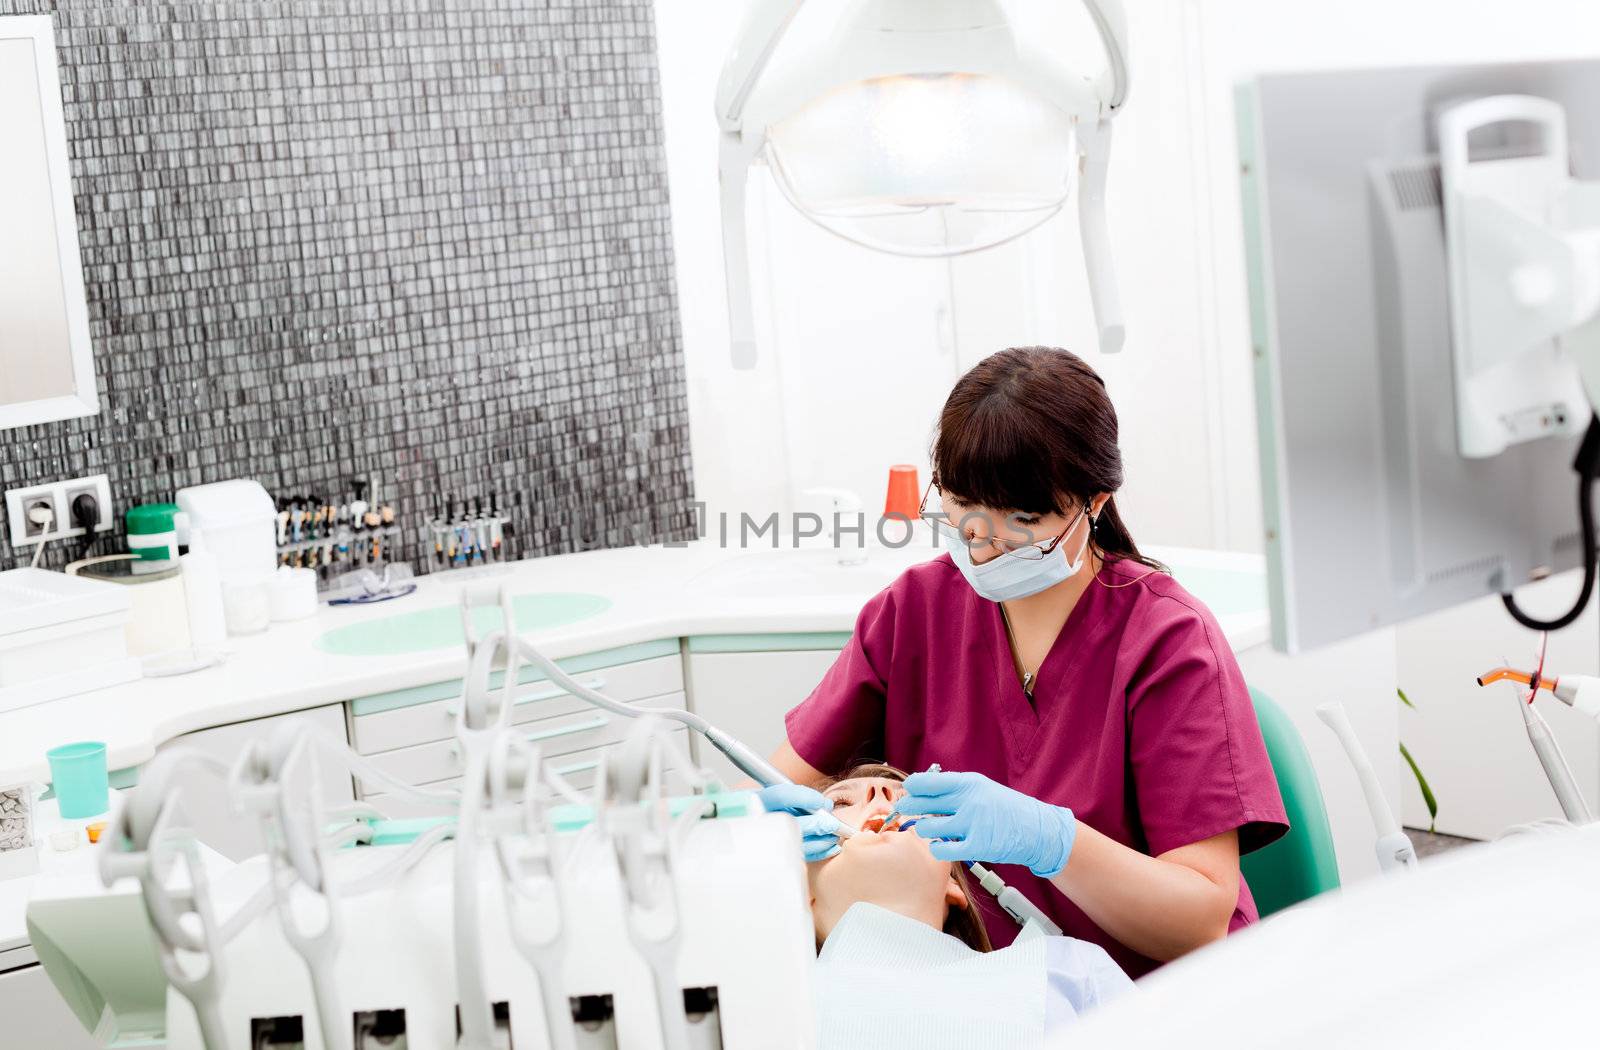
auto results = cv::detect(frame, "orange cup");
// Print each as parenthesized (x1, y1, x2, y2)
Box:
(884, 465, 921, 520)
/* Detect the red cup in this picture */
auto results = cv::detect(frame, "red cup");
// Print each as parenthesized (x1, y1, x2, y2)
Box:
(884, 464, 921, 520)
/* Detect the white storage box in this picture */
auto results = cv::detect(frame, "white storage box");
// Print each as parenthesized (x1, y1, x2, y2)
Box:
(175, 479, 277, 582)
(0, 568, 139, 714)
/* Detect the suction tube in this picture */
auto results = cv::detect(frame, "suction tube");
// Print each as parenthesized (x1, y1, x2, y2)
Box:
(501, 632, 789, 787)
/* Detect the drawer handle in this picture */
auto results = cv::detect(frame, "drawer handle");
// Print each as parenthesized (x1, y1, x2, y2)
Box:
(552, 758, 600, 776)
(443, 676, 608, 715)
(517, 676, 608, 706)
(447, 715, 609, 761)
(525, 715, 609, 743)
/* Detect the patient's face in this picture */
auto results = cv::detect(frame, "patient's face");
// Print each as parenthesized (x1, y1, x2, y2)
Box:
(805, 776, 967, 941)
(822, 775, 906, 834)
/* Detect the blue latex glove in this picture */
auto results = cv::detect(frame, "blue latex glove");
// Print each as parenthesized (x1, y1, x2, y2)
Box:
(759, 782, 845, 863)
(891, 770, 1077, 877)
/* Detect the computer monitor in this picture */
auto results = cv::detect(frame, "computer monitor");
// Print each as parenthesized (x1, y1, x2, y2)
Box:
(1239, 60, 1600, 653)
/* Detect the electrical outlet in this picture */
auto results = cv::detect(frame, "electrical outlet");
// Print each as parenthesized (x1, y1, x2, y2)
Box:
(22, 498, 54, 538)
(5, 474, 113, 547)
(60, 474, 112, 537)
(6, 485, 59, 547)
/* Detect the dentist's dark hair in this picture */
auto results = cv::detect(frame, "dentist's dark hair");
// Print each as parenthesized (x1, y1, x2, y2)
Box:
(931, 346, 1163, 572)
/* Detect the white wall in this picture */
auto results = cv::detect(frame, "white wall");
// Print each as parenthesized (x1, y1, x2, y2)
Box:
(652, 0, 790, 526)
(656, 0, 1600, 549)
(653, 0, 1242, 546)
(652, 0, 1600, 844)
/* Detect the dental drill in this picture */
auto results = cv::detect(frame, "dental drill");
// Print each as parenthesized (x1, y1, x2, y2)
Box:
(1477, 664, 1598, 824)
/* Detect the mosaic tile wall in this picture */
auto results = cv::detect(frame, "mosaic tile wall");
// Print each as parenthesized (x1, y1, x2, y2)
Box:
(0, 0, 694, 573)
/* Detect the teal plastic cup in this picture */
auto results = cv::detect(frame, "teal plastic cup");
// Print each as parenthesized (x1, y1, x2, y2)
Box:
(47, 741, 109, 819)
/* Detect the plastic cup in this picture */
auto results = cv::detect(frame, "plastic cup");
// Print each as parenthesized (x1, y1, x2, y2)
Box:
(884, 464, 921, 520)
(47, 741, 109, 819)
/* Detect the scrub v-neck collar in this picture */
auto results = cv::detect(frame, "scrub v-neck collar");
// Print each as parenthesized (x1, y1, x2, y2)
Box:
(988, 566, 1104, 763)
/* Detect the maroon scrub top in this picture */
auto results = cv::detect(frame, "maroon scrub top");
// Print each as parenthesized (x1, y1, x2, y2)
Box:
(785, 554, 1289, 978)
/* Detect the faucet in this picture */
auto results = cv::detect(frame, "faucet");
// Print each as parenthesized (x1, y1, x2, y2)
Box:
(802, 487, 868, 567)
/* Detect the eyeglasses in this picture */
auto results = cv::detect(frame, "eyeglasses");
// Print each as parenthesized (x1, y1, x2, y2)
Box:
(919, 483, 1088, 562)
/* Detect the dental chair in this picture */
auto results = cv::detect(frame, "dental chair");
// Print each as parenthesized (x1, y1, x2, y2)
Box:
(1238, 688, 1341, 916)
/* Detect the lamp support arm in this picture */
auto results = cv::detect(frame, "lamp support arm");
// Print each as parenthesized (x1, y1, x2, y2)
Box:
(714, 0, 806, 132)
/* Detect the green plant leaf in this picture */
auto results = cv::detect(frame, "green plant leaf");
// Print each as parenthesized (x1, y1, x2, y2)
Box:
(1397, 687, 1415, 709)
(1399, 741, 1437, 832)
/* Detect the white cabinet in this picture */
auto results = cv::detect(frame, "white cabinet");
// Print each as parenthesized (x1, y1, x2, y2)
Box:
(356, 693, 690, 796)
(0, 959, 99, 1050)
(350, 655, 684, 757)
(685, 648, 842, 783)
(156, 703, 353, 861)
(349, 652, 686, 807)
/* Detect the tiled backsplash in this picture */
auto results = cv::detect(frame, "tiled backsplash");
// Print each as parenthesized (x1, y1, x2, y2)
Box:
(0, 0, 694, 572)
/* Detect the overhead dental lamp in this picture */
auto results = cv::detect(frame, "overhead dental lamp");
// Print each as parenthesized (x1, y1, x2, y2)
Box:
(715, 0, 1131, 367)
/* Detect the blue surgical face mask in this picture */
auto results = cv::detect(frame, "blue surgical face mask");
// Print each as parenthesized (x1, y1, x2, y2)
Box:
(940, 510, 1093, 603)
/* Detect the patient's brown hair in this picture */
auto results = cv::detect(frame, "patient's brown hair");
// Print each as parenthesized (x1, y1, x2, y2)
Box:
(817, 762, 993, 953)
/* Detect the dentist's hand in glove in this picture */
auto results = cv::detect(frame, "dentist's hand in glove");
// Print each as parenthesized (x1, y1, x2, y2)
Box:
(891, 770, 1078, 877)
(759, 782, 846, 863)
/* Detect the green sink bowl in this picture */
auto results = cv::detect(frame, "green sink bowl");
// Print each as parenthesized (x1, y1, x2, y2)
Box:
(316, 592, 613, 656)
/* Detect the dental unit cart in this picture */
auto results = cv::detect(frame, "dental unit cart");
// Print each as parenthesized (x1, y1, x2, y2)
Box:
(37, 587, 823, 1050)
(145, 746, 817, 1050)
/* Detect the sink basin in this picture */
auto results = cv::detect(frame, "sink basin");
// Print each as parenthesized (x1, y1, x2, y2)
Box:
(1167, 564, 1267, 617)
(316, 592, 613, 656)
(690, 547, 931, 599)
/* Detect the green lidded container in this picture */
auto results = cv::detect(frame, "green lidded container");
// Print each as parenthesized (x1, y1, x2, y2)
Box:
(125, 502, 180, 564)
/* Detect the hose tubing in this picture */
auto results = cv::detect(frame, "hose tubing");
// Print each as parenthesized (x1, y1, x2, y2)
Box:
(1501, 415, 1600, 633)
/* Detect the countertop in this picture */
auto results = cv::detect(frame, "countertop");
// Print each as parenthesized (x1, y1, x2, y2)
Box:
(0, 539, 1269, 788)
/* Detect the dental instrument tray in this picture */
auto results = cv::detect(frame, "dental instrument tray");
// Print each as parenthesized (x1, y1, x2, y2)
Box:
(324, 563, 418, 605)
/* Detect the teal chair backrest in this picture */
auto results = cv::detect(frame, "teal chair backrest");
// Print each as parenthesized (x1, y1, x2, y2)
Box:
(1238, 687, 1341, 916)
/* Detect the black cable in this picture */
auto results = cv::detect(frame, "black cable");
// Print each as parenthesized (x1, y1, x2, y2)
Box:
(1501, 414, 1600, 632)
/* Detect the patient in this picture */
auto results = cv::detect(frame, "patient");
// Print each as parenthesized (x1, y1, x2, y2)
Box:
(805, 764, 1132, 1049)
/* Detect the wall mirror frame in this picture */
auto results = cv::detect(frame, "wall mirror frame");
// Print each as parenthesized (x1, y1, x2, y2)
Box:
(0, 15, 97, 431)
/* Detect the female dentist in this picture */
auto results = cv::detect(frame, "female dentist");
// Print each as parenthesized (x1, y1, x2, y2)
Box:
(762, 346, 1288, 978)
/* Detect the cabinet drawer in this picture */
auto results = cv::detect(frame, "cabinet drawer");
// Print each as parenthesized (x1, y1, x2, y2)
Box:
(0, 963, 100, 1050)
(351, 654, 684, 755)
(361, 738, 690, 817)
(357, 691, 689, 794)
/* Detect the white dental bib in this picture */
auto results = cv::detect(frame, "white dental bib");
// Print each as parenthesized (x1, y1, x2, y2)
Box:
(813, 902, 1047, 1049)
